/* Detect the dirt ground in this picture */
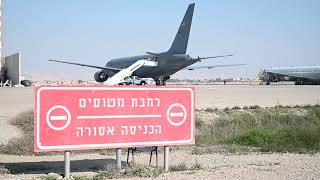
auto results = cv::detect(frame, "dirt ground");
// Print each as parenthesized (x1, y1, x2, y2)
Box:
(1, 150, 320, 179)
(0, 87, 33, 144)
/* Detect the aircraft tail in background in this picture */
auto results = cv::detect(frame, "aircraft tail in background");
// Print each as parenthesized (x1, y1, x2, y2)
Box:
(166, 3, 195, 55)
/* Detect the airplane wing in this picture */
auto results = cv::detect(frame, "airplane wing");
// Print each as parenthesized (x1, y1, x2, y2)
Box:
(49, 59, 122, 71)
(185, 64, 246, 70)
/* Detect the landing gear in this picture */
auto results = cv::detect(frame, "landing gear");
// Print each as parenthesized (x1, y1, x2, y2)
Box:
(266, 82, 270, 85)
(295, 80, 305, 85)
(155, 79, 166, 86)
(155, 80, 161, 86)
(154, 76, 170, 86)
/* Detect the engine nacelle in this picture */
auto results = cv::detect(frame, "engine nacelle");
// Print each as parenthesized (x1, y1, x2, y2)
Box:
(94, 71, 109, 82)
(163, 76, 170, 81)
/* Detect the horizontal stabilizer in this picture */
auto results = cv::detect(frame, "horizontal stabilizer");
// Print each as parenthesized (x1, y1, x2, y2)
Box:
(196, 54, 233, 61)
(186, 64, 246, 70)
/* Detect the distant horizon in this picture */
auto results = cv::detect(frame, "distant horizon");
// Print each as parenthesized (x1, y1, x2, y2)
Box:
(28, 73, 254, 81)
(29, 76, 254, 82)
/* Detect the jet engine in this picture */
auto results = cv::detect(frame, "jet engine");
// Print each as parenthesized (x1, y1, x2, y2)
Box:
(264, 75, 279, 82)
(94, 71, 109, 82)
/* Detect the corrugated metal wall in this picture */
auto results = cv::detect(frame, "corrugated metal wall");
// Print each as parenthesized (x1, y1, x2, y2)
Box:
(0, 0, 4, 82)
(4, 53, 20, 85)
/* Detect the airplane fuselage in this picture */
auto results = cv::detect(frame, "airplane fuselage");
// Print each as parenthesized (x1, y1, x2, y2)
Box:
(105, 54, 197, 78)
(260, 66, 320, 85)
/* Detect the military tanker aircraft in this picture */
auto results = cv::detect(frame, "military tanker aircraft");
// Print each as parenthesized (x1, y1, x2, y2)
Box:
(256, 66, 320, 85)
(50, 3, 244, 85)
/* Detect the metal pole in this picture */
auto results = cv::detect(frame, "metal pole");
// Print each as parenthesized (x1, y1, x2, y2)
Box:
(64, 151, 71, 178)
(156, 147, 158, 167)
(116, 148, 122, 171)
(164, 146, 169, 172)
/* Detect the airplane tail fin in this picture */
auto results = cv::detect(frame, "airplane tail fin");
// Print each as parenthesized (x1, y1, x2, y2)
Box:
(166, 3, 195, 55)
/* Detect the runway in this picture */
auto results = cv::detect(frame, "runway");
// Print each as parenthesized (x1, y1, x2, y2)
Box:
(0, 85, 320, 144)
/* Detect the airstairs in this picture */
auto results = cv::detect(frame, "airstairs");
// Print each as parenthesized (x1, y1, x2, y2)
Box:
(250, 70, 263, 85)
(105, 59, 157, 85)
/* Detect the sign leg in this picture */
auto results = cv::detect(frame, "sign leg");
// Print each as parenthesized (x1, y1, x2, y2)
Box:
(116, 148, 122, 171)
(64, 151, 71, 178)
(156, 147, 158, 167)
(164, 146, 169, 172)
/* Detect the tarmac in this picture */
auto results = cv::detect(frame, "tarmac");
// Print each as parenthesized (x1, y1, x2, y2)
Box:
(0, 85, 320, 144)
(196, 85, 320, 109)
(0, 87, 33, 144)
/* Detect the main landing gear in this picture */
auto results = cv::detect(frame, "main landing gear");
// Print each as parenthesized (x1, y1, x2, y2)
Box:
(154, 76, 170, 86)
(155, 80, 165, 86)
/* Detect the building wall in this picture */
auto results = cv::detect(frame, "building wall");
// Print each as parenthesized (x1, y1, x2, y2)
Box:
(4, 53, 20, 85)
(0, 0, 4, 82)
(0, 0, 3, 64)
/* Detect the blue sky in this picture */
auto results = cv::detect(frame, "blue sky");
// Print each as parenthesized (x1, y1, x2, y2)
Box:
(5, 0, 320, 80)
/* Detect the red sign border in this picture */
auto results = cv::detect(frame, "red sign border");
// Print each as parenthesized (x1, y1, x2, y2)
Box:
(34, 86, 195, 151)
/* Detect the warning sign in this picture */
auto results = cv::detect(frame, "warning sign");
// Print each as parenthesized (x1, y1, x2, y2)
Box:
(34, 86, 195, 152)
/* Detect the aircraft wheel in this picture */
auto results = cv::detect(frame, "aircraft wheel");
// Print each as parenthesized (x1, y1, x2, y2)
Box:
(266, 82, 270, 85)
(155, 80, 161, 86)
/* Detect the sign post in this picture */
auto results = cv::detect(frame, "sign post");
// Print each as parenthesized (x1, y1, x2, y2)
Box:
(116, 148, 122, 171)
(64, 151, 70, 178)
(164, 146, 169, 172)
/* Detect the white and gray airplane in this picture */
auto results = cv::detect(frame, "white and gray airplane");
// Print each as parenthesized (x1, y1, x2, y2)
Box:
(50, 3, 245, 85)
(259, 66, 320, 85)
